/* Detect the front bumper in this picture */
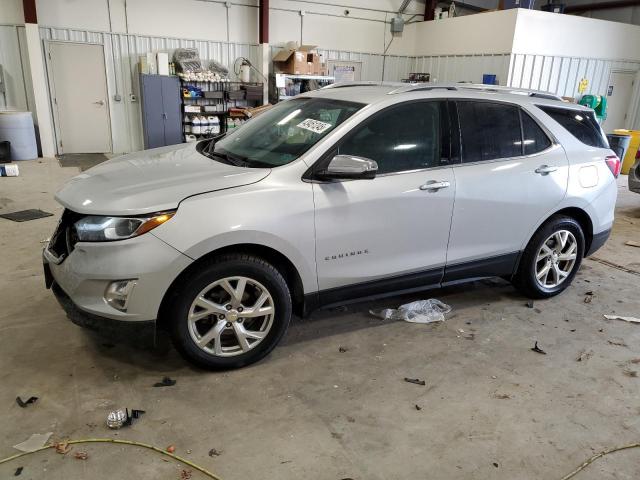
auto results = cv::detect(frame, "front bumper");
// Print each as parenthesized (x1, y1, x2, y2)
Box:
(43, 232, 192, 322)
(50, 280, 156, 344)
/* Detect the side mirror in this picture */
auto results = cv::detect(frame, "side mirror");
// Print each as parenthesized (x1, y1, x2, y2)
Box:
(317, 155, 378, 180)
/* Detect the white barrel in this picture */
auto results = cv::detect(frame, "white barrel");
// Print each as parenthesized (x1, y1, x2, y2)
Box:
(0, 111, 38, 160)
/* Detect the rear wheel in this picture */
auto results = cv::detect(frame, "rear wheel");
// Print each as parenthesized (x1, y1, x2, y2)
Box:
(168, 254, 292, 369)
(514, 215, 585, 299)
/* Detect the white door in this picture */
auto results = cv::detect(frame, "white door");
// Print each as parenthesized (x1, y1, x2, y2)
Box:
(445, 101, 568, 276)
(603, 72, 635, 133)
(49, 42, 111, 153)
(313, 101, 456, 300)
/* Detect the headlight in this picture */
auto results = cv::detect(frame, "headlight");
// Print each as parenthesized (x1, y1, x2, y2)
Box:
(74, 211, 175, 241)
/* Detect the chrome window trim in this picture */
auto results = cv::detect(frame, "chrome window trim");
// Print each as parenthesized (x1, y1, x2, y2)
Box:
(451, 143, 562, 168)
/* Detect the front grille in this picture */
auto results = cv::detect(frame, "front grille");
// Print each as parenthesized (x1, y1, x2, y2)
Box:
(48, 209, 83, 261)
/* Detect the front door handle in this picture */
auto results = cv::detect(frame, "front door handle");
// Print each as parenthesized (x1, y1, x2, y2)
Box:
(535, 165, 558, 175)
(420, 180, 451, 191)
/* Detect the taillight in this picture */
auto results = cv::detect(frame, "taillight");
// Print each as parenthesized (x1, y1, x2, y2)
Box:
(605, 154, 621, 178)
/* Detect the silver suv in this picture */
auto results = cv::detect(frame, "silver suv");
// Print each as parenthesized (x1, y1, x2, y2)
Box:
(44, 83, 619, 369)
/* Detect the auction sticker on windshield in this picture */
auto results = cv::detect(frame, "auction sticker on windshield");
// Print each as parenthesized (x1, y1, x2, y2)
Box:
(297, 118, 332, 134)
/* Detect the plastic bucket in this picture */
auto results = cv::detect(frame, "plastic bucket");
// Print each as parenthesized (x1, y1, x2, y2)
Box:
(0, 111, 37, 160)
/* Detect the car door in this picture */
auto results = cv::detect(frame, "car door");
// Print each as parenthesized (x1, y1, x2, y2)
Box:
(312, 100, 457, 303)
(444, 100, 569, 281)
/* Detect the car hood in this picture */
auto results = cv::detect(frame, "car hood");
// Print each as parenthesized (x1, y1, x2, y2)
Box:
(55, 143, 270, 215)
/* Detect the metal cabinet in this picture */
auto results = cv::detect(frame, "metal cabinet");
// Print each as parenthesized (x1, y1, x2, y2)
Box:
(139, 74, 182, 149)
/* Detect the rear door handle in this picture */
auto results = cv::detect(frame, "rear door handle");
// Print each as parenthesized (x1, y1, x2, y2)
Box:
(420, 180, 451, 191)
(535, 165, 558, 175)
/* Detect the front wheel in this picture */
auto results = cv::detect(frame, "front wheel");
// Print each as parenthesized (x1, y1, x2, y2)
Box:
(168, 254, 292, 369)
(514, 215, 585, 299)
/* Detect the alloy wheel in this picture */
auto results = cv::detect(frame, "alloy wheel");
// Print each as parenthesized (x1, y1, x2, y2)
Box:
(535, 230, 578, 289)
(187, 276, 275, 357)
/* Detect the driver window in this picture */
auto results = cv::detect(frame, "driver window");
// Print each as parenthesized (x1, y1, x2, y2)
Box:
(337, 101, 444, 175)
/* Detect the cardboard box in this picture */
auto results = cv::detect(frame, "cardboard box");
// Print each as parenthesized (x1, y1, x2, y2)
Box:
(273, 44, 319, 75)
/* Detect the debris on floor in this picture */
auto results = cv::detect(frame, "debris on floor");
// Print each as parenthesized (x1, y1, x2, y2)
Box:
(415, 404, 422, 411)
(493, 393, 511, 399)
(338, 346, 348, 353)
(0, 163, 19, 177)
(604, 314, 640, 323)
(166, 445, 176, 453)
(208, 448, 222, 457)
(13, 432, 53, 452)
(584, 291, 594, 303)
(15, 396, 38, 408)
(403, 377, 426, 386)
(74, 451, 89, 460)
(0, 209, 53, 222)
(14, 467, 23, 476)
(531, 341, 547, 355)
(153, 376, 177, 387)
(370, 299, 451, 323)
(576, 350, 593, 362)
(624, 240, 640, 248)
(608, 339, 628, 347)
(623, 369, 638, 378)
(526, 300, 534, 308)
(106, 408, 146, 429)
(180, 469, 192, 480)
(54, 441, 72, 454)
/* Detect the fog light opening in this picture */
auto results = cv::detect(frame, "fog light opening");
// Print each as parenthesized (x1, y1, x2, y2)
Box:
(105, 280, 137, 311)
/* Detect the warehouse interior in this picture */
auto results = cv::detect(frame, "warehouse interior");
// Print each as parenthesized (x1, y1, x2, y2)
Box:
(1, 0, 640, 479)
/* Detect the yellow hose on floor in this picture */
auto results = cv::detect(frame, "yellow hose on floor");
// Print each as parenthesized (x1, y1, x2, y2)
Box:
(560, 443, 640, 480)
(0, 438, 223, 480)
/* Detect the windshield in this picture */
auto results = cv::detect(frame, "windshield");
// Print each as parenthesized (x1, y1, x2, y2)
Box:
(200, 98, 363, 168)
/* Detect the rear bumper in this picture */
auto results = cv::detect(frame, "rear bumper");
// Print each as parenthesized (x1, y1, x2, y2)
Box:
(586, 228, 611, 257)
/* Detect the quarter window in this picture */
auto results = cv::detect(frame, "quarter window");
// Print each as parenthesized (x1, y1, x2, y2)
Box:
(337, 101, 446, 175)
(521, 110, 552, 155)
(458, 101, 522, 163)
(537, 105, 607, 148)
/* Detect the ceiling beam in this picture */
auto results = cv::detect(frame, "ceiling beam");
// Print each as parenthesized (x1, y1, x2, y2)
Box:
(565, 0, 640, 13)
(23, 0, 37, 23)
(259, 0, 269, 44)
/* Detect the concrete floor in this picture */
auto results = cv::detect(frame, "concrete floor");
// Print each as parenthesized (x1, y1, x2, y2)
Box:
(1, 158, 640, 480)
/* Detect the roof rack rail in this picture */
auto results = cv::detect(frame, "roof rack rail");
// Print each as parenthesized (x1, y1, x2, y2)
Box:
(387, 83, 458, 94)
(322, 81, 405, 90)
(457, 84, 563, 101)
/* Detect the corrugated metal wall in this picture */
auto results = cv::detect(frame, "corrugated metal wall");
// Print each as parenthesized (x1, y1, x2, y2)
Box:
(507, 53, 640, 129)
(411, 54, 512, 85)
(40, 26, 262, 153)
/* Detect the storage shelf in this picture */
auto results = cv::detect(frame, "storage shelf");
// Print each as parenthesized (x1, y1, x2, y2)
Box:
(276, 74, 335, 81)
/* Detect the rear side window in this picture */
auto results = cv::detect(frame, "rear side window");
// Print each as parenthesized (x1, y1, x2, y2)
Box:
(521, 110, 552, 155)
(457, 101, 522, 162)
(537, 106, 607, 148)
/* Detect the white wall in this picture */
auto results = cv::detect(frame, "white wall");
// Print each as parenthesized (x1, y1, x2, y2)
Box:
(512, 9, 640, 61)
(0, 0, 24, 23)
(0, 26, 28, 110)
(411, 9, 518, 56)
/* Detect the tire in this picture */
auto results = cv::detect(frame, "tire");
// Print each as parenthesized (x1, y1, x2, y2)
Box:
(168, 254, 292, 369)
(513, 215, 585, 299)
